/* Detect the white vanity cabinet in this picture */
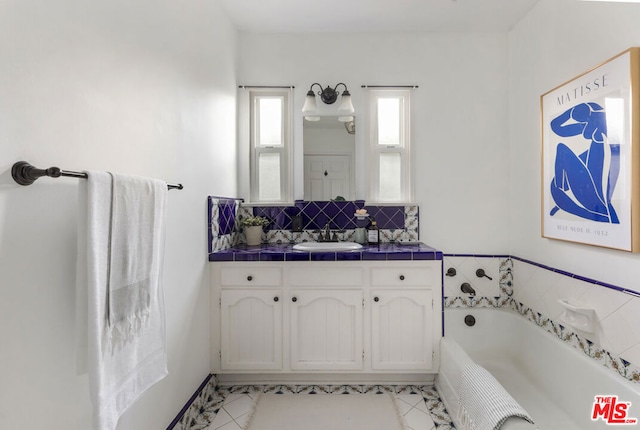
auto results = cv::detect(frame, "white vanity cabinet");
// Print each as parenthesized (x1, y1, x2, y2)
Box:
(220, 288, 282, 371)
(369, 266, 438, 371)
(370, 289, 433, 370)
(218, 266, 283, 371)
(290, 289, 364, 371)
(288, 265, 364, 371)
(210, 260, 442, 380)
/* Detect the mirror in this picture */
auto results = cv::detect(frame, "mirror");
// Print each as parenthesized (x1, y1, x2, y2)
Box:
(303, 116, 356, 201)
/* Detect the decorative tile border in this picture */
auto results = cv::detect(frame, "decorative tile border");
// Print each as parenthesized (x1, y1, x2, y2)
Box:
(169, 375, 219, 430)
(169, 380, 454, 430)
(510, 255, 640, 298)
(510, 300, 640, 385)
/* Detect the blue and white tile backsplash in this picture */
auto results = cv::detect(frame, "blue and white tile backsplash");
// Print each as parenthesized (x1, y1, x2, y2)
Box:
(208, 197, 420, 254)
(208, 196, 244, 253)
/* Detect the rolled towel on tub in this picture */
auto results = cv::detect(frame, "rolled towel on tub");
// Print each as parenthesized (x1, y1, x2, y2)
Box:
(458, 363, 535, 430)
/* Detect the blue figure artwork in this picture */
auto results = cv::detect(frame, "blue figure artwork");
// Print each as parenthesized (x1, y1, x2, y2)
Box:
(549, 102, 620, 223)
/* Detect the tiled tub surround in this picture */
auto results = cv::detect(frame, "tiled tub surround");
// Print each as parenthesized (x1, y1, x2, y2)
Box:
(443, 254, 512, 308)
(444, 254, 640, 386)
(207, 197, 420, 256)
(170, 381, 455, 430)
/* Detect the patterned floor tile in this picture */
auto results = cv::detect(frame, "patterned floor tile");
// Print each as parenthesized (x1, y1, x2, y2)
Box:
(174, 384, 455, 430)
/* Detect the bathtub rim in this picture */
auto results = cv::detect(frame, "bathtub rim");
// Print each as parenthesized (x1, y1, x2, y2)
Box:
(439, 306, 640, 429)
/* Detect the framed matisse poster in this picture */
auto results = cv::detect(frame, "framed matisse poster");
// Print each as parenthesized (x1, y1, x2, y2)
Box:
(541, 48, 640, 251)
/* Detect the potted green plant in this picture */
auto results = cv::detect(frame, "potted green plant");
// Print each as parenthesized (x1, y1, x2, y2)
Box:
(239, 215, 270, 246)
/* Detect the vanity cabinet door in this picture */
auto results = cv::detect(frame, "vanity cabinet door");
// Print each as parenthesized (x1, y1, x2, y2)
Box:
(220, 289, 282, 371)
(289, 289, 363, 371)
(370, 288, 433, 371)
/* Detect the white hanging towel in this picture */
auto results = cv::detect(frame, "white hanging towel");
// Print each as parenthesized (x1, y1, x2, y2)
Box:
(76, 171, 169, 430)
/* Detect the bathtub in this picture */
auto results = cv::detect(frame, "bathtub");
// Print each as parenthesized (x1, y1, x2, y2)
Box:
(435, 308, 640, 430)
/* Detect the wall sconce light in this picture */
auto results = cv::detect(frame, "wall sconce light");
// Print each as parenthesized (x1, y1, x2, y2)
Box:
(302, 82, 355, 122)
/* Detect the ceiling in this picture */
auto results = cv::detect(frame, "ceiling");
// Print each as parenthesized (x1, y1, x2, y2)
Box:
(217, 0, 542, 33)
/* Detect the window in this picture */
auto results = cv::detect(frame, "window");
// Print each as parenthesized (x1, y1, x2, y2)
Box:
(249, 90, 292, 203)
(367, 89, 412, 202)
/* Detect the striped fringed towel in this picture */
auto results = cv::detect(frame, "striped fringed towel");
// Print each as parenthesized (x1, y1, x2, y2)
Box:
(458, 364, 535, 430)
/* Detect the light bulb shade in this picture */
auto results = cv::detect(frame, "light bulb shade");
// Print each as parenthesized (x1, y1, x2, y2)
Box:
(338, 116, 354, 122)
(337, 92, 355, 116)
(302, 92, 318, 116)
(305, 116, 321, 122)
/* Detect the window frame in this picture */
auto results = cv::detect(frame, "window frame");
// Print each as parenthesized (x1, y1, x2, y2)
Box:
(247, 89, 292, 204)
(367, 89, 413, 203)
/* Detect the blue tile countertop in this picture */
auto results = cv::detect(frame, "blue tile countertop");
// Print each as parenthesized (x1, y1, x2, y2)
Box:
(208, 242, 443, 262)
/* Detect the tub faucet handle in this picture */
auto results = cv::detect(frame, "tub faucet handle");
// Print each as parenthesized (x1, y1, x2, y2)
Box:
(476, 269, 493, 280)
(460, 282, 476, 295)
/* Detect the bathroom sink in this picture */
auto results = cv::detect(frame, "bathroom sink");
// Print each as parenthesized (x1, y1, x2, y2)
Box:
(292, 242, 363, 252)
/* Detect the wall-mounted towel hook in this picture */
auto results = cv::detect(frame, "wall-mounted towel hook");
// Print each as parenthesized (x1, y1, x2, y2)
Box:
(476, 269, 493, 280)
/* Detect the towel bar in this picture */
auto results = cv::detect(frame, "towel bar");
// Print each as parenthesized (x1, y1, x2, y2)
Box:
(11, 161, 183, 190)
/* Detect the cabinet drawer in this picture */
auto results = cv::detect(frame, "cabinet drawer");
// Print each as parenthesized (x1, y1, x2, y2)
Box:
(220, 267, 282, 286)
(289, 267, 363, 286)
(371, 266, 436, 286)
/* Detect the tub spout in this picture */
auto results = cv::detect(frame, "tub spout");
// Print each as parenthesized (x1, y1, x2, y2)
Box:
(460, 282, 476, 295)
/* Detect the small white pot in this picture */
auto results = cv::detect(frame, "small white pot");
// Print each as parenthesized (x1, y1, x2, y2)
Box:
(244, 225, 263, 246)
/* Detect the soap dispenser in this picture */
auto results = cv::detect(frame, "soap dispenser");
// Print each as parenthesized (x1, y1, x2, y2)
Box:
(367, 218, 380, 245)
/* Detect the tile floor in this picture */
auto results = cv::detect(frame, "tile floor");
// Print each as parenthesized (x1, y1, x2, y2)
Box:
(177, 384, 455, 430)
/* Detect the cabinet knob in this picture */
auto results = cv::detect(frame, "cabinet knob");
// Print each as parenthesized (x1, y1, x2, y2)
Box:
(292, 296, 297, 302)
(374, 296, 379, 302)
(247, 275, 253, 281)
(399, 275, 405, 281)
(273, 296, 279, 302)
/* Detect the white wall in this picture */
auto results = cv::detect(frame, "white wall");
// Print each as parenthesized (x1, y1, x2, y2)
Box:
(238, 32, 510, 253)
(508, 0, 640, 290)
(0, 0, 237, 428)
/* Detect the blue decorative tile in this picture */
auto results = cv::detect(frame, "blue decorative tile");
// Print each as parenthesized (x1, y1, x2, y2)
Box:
(365, 205, 405, 229)
(310, 251, 339, 261)
(260, 252, 285, 261)
(208, 252, 235, 261)
(218, 202, 236, 235)
(285, 252, 311, 261)
(387, 251, 413, 260)
(208, 196, 244, 253)
(362, 252, 388, 261)
(336, 251, 364, 261)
